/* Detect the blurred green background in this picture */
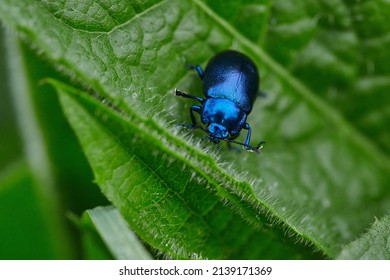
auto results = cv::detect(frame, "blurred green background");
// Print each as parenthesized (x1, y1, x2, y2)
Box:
(0, 26, 109, 259)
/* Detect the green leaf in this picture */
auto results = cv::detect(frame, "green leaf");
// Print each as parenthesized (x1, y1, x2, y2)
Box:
(82, 205, 153, 260)
(1, 0, 389, 259)
(55, 80, 320, 259)
(78, 210, 115, 260)
(337, 215, 390, 259)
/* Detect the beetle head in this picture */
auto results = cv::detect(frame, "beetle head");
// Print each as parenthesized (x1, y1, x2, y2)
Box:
(207, 123, 228, 142)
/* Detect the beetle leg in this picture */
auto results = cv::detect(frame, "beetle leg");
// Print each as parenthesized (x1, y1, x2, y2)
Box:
(242, 123, 266, 152)
(188, 105, 201, 128)
(181, 105, 201, 129)
(186, 64, 204, 80)
(194, 65, 204, 80)
(243, 123, 253, 151)
(175, 89, 204, 104)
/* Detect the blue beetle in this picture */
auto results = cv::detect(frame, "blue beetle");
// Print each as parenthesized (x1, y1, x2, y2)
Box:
(175, 50, 265, 153)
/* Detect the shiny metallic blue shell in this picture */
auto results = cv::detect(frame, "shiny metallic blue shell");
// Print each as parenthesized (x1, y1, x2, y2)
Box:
(202, 50, 259, 113)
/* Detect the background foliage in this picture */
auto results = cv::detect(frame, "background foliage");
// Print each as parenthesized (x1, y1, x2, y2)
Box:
(0, 0, 389, 259)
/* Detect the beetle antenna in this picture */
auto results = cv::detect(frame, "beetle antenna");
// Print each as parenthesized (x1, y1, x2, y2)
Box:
(175, 89, 205, 103)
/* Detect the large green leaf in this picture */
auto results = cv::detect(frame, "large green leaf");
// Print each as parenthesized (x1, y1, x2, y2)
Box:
(55, 80, 319, 259)
(1, 0, 389, 259)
